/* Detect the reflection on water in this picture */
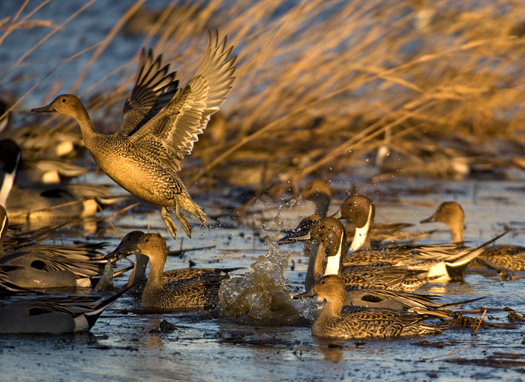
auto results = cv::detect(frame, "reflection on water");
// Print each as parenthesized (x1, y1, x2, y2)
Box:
(3, 177, 525, 381)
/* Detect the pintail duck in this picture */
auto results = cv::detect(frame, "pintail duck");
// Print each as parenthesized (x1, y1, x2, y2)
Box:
(0, 139, 101, 223)
(109, 230, 235, 299)
(421, 201, 525, 271)
(344, 287, 481, 313)
(334, 195, 509, 282)
(282, 217, 437, 292)
(0, 205, 129, 290)
(112, 232, 227, 310)
(298, 179, 333, 217)
(0, 287, 128, 334)
(294, 275, 441, 339)
(333, 194, 430, 250)
(0, 242, 109, 289)
(32, 31, 237, 240)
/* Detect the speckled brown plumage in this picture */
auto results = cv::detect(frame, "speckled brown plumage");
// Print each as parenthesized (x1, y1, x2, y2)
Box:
(32, 31, 237, 240)
(421, 201, 525, 271)
(113, 232, 229, 310)
(294, 275, 441, 339)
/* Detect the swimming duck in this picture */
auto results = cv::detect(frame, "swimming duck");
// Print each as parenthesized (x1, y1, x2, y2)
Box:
(343, 287, 481, 313)
(0, 287, 128, 334)
(421, 201, 525, 271)
(112, 232, 228, 310)
(108, 230, 235, 298)
(32, 31, 237, 240)
(0, 205, 126, 289)
(334, 195, 508, 281)
(0, 242, 109, 289)
(0, 139, 99, 223)
(333, 194, 430, 250)
(282, 217, 437, 292)
(293, 275, 441, 339)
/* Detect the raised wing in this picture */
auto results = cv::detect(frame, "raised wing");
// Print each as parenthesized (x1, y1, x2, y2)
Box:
(130, 30, 237, 171)
(120, 48, 179, 136)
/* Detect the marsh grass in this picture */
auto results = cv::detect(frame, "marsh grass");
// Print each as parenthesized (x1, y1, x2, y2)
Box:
(3, 0, 525, 191)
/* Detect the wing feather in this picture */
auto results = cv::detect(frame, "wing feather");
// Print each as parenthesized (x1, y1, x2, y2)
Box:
(120, 48, 180, 136)
(129, 31, 237, 171)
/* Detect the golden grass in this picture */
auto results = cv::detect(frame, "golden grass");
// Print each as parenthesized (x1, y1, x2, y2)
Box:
(3, 0, 525, 190)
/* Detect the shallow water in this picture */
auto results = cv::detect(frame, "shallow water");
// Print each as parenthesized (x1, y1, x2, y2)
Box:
(2, 2, 525, 380)
(2, 177, 525, 382)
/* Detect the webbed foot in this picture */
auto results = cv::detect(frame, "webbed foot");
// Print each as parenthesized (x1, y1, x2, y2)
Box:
(161, 207, 178, 240)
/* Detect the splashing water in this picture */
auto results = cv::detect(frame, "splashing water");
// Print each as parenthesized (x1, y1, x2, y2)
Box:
(218, 200, 305, 325)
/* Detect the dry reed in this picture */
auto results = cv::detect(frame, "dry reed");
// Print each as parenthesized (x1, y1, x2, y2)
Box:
(3, 0, 525, 191)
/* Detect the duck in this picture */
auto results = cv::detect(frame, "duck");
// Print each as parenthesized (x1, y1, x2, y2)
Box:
(420, 201, 525, 271)
(110, 232, 229, 310)
(0, 204, 130, 289)
(334, 195, 509, 282)
(108, 230, 236, 298)
(293, 275, 441, 339)
(333, 194, 430, 250)
(343, 287, 481, 313)
(0, 287, 128, 334)
(0, 139, 100, 223)
(32, 31, 237, 240)
(282, 217, 438, 292)
(0, 241, 109, 289)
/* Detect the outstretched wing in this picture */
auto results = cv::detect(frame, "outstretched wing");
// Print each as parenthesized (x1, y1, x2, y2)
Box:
(129, 30, 237, 171)
(120, 48, 180, 137)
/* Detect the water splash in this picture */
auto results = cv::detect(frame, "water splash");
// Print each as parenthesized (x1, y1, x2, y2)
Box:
(218, 200, 304, 325)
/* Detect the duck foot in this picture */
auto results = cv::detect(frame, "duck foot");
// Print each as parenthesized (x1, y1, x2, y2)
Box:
(161, 207, 178, 240)
(174, 202, 192, 238)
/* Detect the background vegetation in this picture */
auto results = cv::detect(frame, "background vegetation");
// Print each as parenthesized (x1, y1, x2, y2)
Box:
(2, 0, 525, 193)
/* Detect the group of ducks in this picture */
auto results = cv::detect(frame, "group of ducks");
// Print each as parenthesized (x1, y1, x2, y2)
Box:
(280, 179, 524, 338)
(1, 30, 523, 340)
(1, 31, 237, 334)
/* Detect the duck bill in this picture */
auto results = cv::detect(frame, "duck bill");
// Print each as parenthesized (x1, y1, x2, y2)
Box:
(105, 244, 139, 261)
(419, 215, 436, 224)
(278, 230, 311, 245)
(293, 288, 317, 300)
(31, 104, 55, 113)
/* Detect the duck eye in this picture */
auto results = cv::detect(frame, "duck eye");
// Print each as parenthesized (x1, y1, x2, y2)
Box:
(145, 238, 149, 243)
(61, 98, 66, 103)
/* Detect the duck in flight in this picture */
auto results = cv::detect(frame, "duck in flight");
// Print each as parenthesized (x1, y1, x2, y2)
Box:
(32, 31, 237, 239)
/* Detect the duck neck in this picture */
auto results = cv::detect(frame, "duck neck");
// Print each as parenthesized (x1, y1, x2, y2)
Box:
(320, 295, 344, 319)
(127, 253, 149, 287)
(449, 219, 464, 243)
(305, 241, 323, 290)
(71, 104, 103, 152)
(144, 251, 167, 291)
(349, 205, 373, 250)
(324, 233, 344, 276)
(0, 209, 6, 255)
(312, 194, 331, 218)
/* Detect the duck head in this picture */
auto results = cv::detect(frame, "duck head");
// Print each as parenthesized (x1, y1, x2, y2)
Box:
(106, 230, 146, 261)
(31, 94, 88, 121)
(293, 274, 346, 303)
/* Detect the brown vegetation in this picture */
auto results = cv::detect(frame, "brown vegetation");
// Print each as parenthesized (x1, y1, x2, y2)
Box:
(3, 0, 525, 191)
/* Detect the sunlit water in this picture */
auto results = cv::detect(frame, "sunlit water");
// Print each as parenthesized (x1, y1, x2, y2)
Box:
(2, 2, 525, 381)
(2, 175, 525, 382)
